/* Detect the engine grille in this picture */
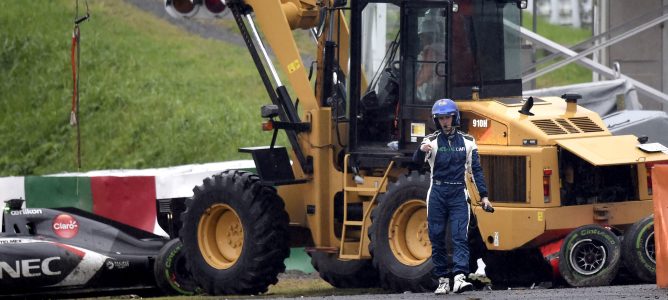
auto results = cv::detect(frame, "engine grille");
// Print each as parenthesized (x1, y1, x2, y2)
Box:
(532, 117, 603, 135)
(556, 118, 580, 133)
(531, 119, 566, 135)
(480, 155, 527, 203)
(569, 117, 604, 132)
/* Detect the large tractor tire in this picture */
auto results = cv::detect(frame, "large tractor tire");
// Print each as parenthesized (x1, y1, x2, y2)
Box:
(309, 252, 378, 288)
(622, 215, 655, 283)
(559, 224, 621, 287)
(153, 238, 200, 295)
(179, 170, 290, 295)
(369, 171, 435, 292)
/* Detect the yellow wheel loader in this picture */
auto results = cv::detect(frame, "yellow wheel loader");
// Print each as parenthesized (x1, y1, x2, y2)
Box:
(163, 0, 668, 295)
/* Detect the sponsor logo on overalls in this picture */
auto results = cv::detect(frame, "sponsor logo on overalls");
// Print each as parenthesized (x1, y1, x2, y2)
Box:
(438, 146, 465, 152)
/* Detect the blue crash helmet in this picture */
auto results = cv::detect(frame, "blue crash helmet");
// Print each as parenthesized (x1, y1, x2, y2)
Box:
(431, 98, 460, 127)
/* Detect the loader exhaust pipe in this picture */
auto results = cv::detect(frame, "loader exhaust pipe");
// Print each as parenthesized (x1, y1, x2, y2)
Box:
(561, 93, 582, 114)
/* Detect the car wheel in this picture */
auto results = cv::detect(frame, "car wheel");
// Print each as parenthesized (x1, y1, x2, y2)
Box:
(559, 224, 621, 287)
(154, 238, 200, 295)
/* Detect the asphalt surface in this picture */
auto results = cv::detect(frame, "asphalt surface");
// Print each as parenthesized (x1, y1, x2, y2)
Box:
(126, 0, 243, 45)
(278, 271, 668, 299)
(293, 284, 667, 300)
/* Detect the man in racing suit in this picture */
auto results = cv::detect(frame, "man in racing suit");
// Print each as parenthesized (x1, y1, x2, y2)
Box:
(413, 98, 492, 295)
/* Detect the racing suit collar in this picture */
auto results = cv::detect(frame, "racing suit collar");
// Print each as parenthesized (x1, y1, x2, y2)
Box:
(441, 127, 456, 139)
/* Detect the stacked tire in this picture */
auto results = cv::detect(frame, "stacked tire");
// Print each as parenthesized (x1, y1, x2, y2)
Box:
(558, 215, 655, 287)
(621, 215, 655, 283)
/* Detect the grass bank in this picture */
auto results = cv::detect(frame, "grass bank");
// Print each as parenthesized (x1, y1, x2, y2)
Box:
(0, 0, 274, 176)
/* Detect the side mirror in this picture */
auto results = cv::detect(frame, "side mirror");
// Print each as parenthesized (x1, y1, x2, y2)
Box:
(261, 104, 280, 119)
(5, 198, 24, 210)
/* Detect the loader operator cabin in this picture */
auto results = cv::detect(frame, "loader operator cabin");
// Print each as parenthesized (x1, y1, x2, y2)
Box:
(161, 0, 668, 295)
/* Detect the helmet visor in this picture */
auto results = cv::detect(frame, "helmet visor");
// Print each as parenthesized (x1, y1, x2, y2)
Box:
(433, 112, 456, 118)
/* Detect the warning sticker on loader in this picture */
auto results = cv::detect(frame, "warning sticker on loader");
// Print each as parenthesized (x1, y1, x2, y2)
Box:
(287, 60, 301, 73)
(411, 123, 426, 137)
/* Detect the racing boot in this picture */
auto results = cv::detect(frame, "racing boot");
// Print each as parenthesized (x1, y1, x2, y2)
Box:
(452, 273, 473, 293)
(434, 277, 450, 295)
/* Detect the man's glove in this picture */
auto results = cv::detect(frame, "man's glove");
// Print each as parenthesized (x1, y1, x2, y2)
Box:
(481, 197, 494, 213)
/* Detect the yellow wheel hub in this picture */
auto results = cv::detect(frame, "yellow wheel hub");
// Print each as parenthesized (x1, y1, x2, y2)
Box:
(388, 199, 430, 266)
(198, 203, 244, 269)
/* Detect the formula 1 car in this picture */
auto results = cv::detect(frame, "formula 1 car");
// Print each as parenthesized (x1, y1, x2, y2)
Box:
(0, 199, 197, 298)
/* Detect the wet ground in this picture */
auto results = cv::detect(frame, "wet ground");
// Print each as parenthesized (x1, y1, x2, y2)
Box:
(280, 271, 668, 300)
(297, 284, 667, 300)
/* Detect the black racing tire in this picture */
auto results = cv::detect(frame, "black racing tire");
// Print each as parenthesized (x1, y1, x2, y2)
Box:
(622, 215, 655, 283)
(309, 252, 378, 288)
(369, 171, 435, 292)
(179, 170, 290, 295)
(153, 238, 200, 295)
(558, 224, 621, 287)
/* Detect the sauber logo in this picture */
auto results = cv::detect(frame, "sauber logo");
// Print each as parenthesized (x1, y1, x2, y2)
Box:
(53, 214, 79, 238)
(106, 260, 130, 270)
(0, 257, 61, 279)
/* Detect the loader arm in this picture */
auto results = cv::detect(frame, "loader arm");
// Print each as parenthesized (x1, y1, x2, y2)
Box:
(229, 0, 352, 178)
(243, 0, 319, 111)
(239, 0, 352, 115)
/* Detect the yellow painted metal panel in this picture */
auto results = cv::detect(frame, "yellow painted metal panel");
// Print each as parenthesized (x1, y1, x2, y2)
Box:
(556, 135, 668, 166)
(544, 201, 654, 230)
(461, 111, 508, 145)
(475, 207, 546, 250)
(477, 201, 653, 250)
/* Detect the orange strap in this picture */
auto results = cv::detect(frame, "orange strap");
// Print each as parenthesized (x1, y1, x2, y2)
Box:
(70, 26, 79, 126)
(653, 164, 668, 288)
